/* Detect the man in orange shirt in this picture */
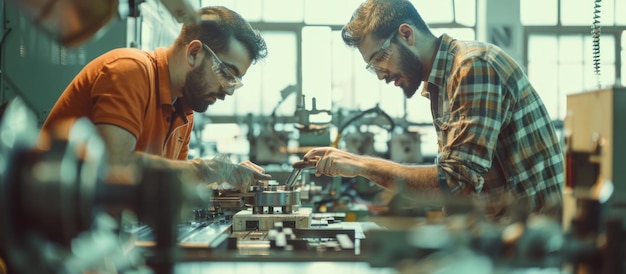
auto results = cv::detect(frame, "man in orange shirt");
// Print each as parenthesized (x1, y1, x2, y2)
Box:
(42, 6, 270, 188)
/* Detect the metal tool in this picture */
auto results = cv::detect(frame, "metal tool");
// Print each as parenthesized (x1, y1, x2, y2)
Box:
(285, 159, 317, 187)
(284, 168, 303, 187)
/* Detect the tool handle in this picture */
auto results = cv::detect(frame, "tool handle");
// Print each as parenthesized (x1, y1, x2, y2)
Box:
(292, 160, 317, 169)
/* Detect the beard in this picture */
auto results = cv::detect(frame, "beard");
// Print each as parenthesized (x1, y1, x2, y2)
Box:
(181, 58, 215, 112)
(396, 43, 425, 98)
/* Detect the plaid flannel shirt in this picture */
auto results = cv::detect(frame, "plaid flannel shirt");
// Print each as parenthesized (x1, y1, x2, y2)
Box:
(422, 34, 564, 215)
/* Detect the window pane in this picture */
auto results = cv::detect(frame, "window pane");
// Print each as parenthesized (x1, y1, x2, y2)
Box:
(618, 0, 626, 25)
(262, 0, 304, 22)
(201, 0, 262, 21)
(431, 28, 475, 40)
(529, 35, 558, 63)
(302, 27, 332, 123)
(331, 30, 356, 110)
(208, 31, 297, 116)
(560, 0, 587, 25)
(528, 63, 559, 119)
(304, 0, 363, 25)
(528, 36, 564, 119)
(521, 0, 557, 26)
(583, 35, 615, 89)
(411, 0, 454, 23)
(258, 32, 298, 116)
(559, 36, 584, 63)
(561, 0, 614, 26)
(529, 33, 617, 118)
(454, 0, 475, 26)
(560, 64, 585, 95)
(233, 0, 262, 21)
(599, 0, 616, 26)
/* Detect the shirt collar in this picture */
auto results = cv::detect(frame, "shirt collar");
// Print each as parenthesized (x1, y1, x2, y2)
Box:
(421, 33, 455, 99)
(151, 48, 193, 116)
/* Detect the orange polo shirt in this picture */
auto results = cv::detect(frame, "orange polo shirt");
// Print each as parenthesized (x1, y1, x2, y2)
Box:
(42, 47, 194, 160)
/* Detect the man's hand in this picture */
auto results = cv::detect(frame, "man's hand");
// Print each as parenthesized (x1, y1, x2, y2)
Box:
(294, 147, 365, 178)
(193, 155, 271, 192)
(238, 160, 272, 181)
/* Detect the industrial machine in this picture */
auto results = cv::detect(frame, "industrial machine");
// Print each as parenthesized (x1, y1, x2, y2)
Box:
(564, 87, 626, 223)
(561, 87, 626, 274)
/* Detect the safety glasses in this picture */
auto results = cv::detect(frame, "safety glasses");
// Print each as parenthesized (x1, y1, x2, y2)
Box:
(202, 43, 243, 93)
(365, 30, 397, 74)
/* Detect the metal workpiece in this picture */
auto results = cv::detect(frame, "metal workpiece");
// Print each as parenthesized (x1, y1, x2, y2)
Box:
(254, 190, 301, 214)
(246, 180, 303, 214)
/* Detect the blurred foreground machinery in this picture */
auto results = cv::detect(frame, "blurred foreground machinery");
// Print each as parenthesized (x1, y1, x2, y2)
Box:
(0, 98, 194, 274)
(10, 0, 198, 47)
(562, 86, 626, 273)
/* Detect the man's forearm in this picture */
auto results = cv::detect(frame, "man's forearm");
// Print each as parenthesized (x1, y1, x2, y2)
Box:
(134, 151, 188, 169)
(132, 152, 202, 182)
(103, 151, 199, 185)
(359, 157, 441, 195)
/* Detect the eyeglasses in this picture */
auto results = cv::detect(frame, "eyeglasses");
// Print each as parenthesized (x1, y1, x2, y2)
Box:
(365, 30, 397, 74)
(202, 43, 244, 93)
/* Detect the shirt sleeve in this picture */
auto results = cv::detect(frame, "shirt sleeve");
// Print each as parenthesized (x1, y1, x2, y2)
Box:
(438, 57, 511, 194)
(177, 114, 194, 160)
(90, 57, 153, 139)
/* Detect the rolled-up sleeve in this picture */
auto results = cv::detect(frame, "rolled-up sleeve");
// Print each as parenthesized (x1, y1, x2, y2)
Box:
(436, 58, 509, 195)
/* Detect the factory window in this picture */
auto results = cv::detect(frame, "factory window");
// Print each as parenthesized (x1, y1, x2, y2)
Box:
(304, 0, 370, 25)
(198, 0, 476, 118)
(527, 34, 616, 120)
(520, 0, 558, 26)
(522, 0, 624, 27)
(192, 0, 476, 159)
(207, 31, 298, 116)
(522, 0, 625, 121)
(204, 0, 476, 26)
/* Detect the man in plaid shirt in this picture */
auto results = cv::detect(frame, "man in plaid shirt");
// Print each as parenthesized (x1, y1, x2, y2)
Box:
(295, 0, 563, 218)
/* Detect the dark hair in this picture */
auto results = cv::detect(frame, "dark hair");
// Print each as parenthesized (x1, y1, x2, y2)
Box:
(341, 0, 431, 47)
(175, 6, 268, 63)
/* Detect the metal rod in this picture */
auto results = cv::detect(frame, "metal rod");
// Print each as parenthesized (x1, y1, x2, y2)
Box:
(285, 168, 303, 187)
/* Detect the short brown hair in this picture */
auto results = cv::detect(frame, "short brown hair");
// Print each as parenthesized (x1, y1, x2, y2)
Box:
(175, 6, 268, 64)
(341, 0, 431, 48)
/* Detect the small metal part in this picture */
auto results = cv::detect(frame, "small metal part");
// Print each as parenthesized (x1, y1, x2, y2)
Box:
(255, 191, 300, 213)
